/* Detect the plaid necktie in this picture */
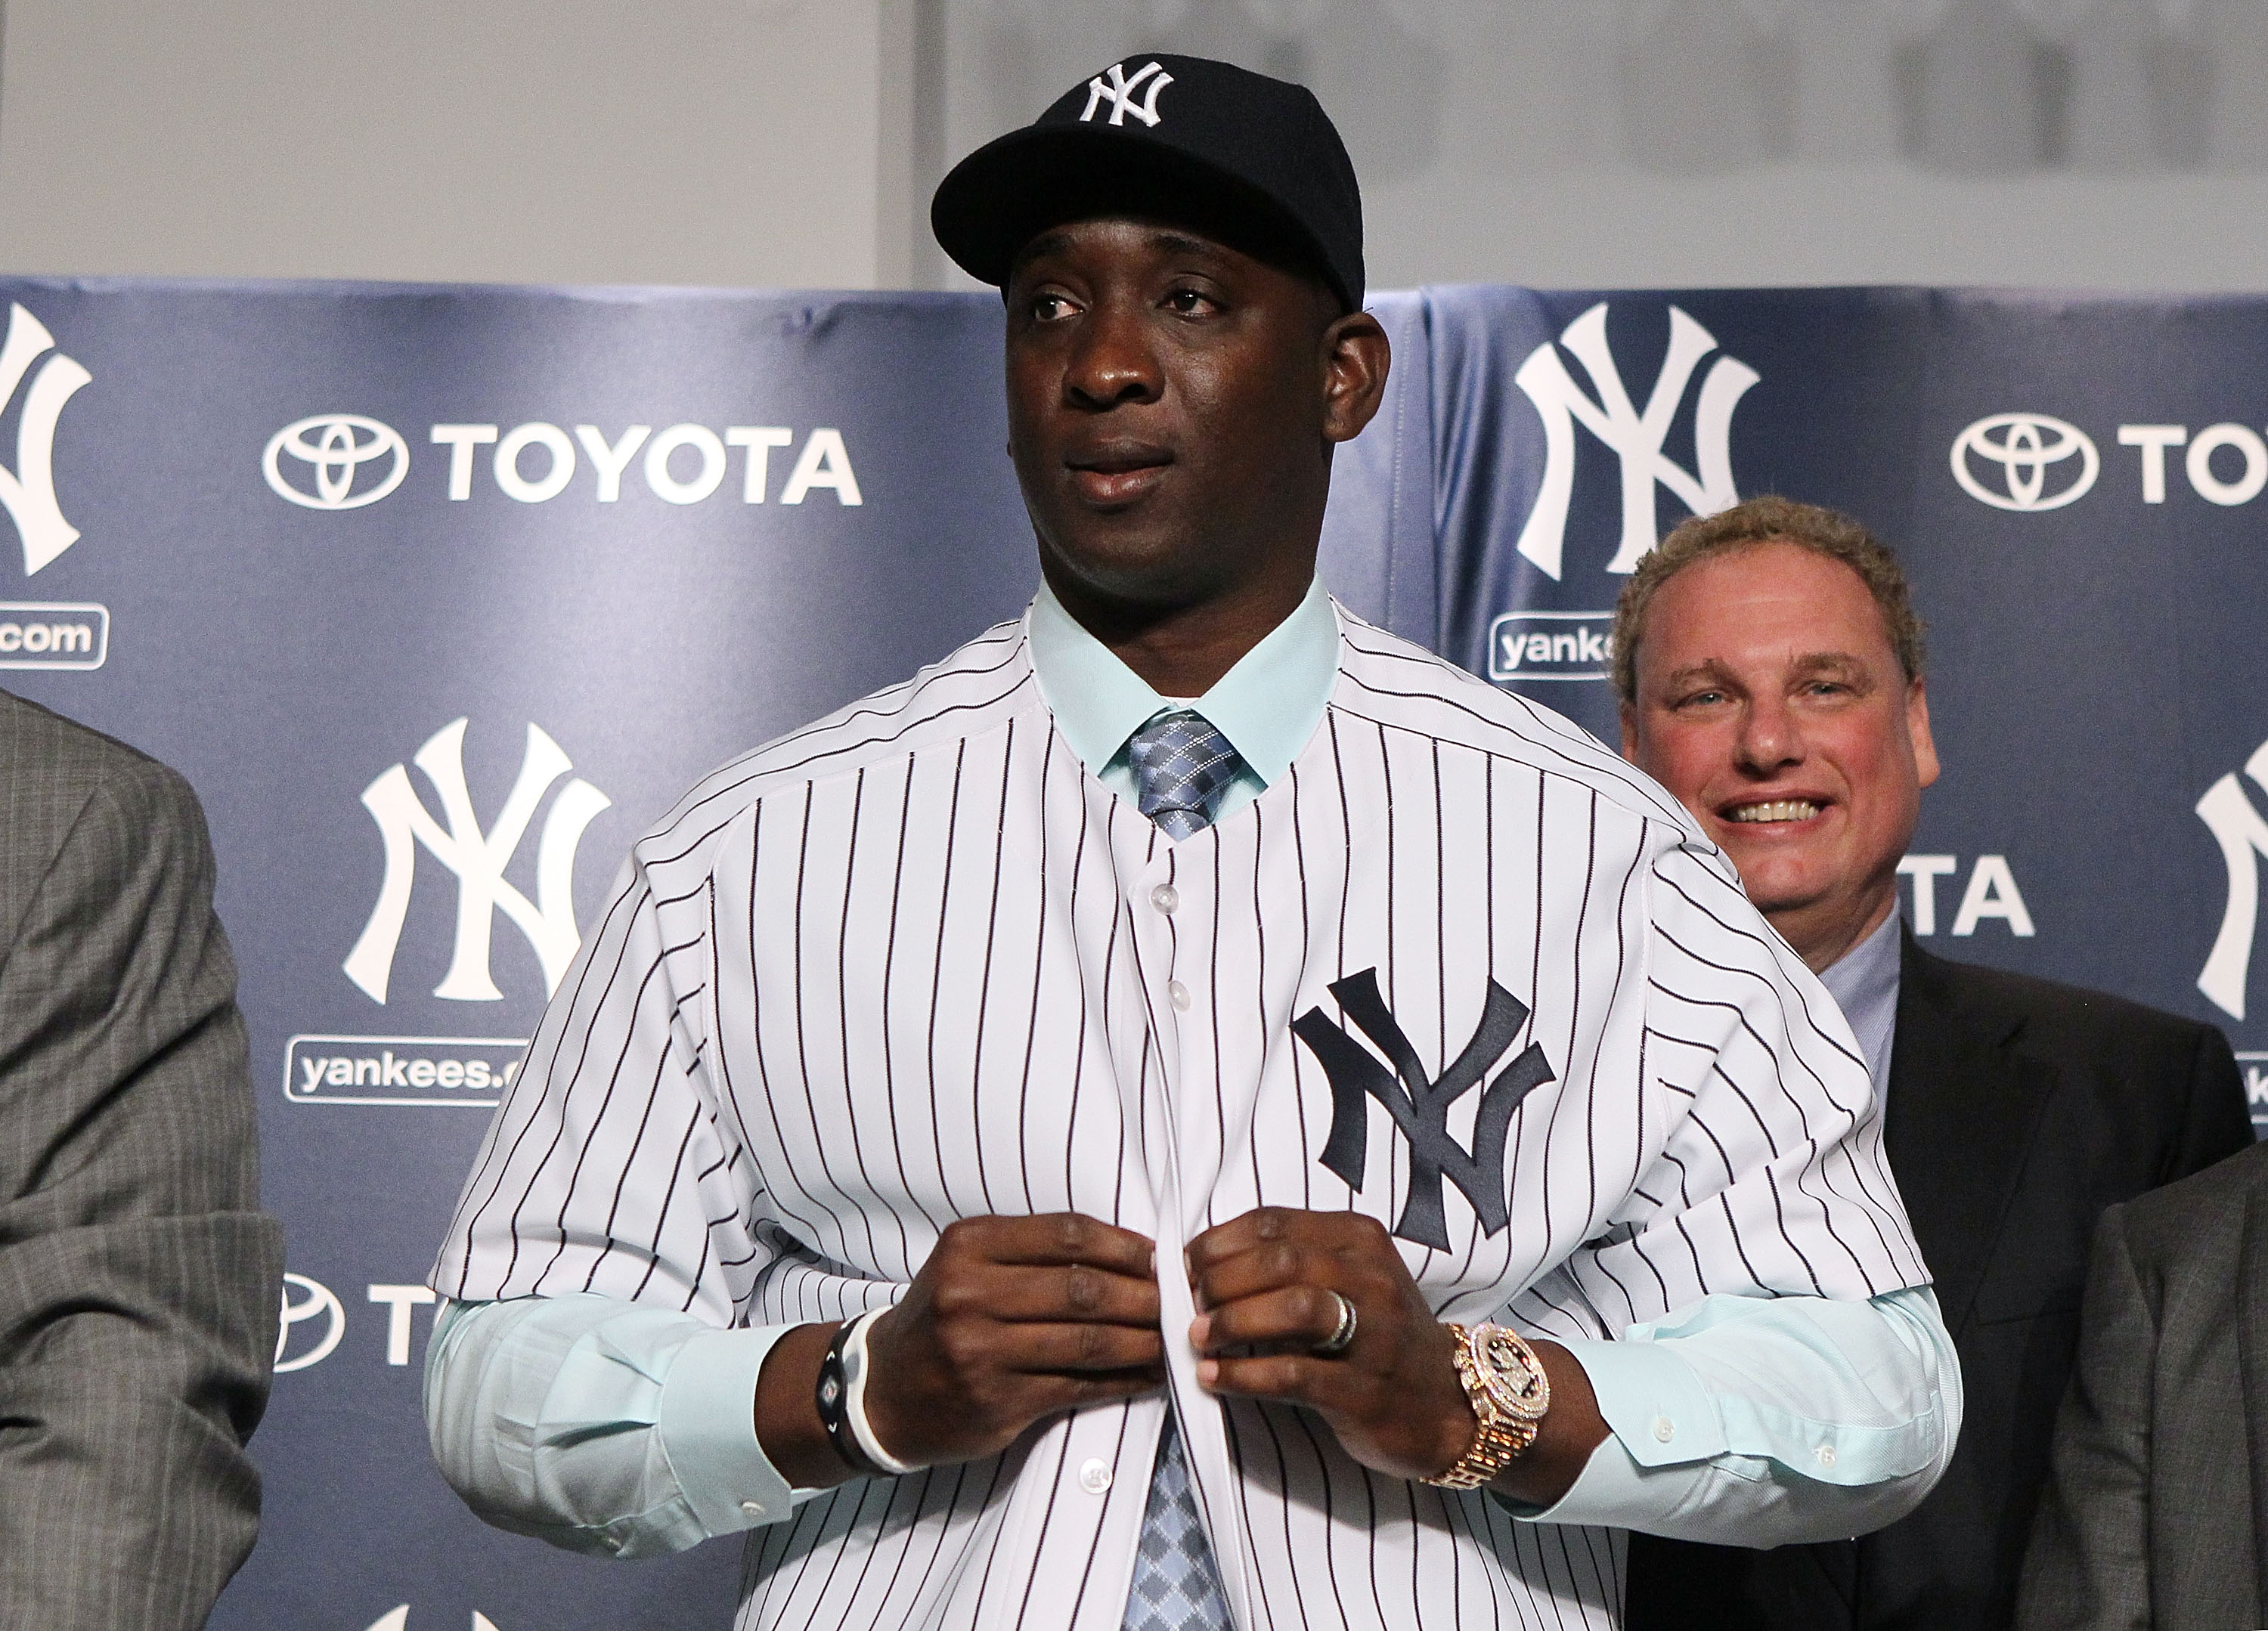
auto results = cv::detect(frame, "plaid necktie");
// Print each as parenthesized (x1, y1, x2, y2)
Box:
(1127, 710, 1242, 840)
(1123, 1417, 1232, 1631)
(1121, 707, 1238, 1631)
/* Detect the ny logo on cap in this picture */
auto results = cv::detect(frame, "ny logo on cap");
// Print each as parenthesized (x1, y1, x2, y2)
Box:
(1081, 60, 1173, 128)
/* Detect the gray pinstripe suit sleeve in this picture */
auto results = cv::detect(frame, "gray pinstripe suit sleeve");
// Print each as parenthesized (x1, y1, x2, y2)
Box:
(2016, 1205, 2155, 1630)
(0, 692, 286, 1629)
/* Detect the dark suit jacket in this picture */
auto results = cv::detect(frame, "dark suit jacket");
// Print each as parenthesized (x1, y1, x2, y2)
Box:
(1625, 934, 2251, 1631)
(0, 689, 284, 1628)
(2016, 1139, 2268, 1629)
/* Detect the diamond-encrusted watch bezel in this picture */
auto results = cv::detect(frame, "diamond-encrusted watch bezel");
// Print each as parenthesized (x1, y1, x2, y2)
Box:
(1470, 1326, 1551, 1422)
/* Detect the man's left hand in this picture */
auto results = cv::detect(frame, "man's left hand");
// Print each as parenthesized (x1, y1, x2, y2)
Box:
(1185, 1207, 1608, 1504)
(1184, 1208, 1473, 1482)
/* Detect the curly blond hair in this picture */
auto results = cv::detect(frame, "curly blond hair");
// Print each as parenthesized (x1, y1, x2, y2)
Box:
(1611, 495, 1926, 705)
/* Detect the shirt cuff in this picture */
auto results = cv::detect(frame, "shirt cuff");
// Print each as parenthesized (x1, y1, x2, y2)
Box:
(1562, 1332, 1727, 1465)
(654, 1325, 801, 1534)
(1492, 1334, 1729, 1528)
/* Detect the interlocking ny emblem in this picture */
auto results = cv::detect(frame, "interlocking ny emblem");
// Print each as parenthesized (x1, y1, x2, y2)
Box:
(1291, 969, 1557, 1252)
(1081, 60, 1174, 127)
(1513, 302, 1757, 580)
(344, 718, 611, 1004)
(361, 1609, 501, 1631)
(2196, 733, 2268, 1019)
(0, 303, 91, 577)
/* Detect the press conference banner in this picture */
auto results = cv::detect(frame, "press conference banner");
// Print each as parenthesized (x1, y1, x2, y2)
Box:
(1339, 286, 2268, 1060)
(0, 274, 2257, 1628)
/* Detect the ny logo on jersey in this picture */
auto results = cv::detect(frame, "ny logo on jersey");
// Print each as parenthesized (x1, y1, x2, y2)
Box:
(344, 717, 612, 1004)
(0, 304, 91, 577)
(1512, 302, 1758, 580)
(2196, 733, 2268, 1019)
(1292, 968, 1557, 1252)
(1080, 60, 1174, 128)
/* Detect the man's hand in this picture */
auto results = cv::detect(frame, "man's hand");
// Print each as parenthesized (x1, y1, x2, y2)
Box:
(1185, 1207, 1607, 1504)
(756, 1213, 1164, 1487)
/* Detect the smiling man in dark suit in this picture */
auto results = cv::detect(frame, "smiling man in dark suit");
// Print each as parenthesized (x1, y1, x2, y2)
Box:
(1614, 495, 2252, 1631)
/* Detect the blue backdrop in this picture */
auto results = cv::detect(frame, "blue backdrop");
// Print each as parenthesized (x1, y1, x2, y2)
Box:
(0, 275, 2256, 1627)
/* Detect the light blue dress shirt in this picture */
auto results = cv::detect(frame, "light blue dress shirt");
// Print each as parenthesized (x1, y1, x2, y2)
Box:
(425, 580, 1960, 1558)
(1820, 907, 1904, 1102)
(1024, 572, 1340, 829)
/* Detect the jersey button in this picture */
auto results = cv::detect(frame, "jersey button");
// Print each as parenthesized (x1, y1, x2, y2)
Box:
(1078, 1457, 1114, 1494)
(739, 1499, 768, 1520)
(1652, 1416, 1675, 1444)
(1167, 980, 1191, 1011)
(1150, 884, 1179, 914)
(1816, 1444, 1837, 1469)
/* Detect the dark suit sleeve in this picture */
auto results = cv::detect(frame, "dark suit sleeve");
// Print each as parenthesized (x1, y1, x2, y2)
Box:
(0, 756, 286, 1629)
(2015, 1204, 2153, 1631)
(2164, 1022, 2253, 1184)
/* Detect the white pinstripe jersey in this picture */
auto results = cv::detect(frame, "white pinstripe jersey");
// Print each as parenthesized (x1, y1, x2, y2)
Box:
(433, 602, 1927, 1631)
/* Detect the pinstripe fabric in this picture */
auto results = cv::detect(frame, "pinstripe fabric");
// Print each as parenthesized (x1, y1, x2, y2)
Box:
(433, 603, 1924, 1631)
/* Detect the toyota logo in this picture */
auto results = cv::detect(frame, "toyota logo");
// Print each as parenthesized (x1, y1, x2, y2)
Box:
(1950, 413, 2099, 512)
(263, 413, 409, 510)
(274, 1271, 345, 1373)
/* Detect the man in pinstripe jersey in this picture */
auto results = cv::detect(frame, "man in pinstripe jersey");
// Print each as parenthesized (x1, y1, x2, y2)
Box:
(425, 56, 1960, 1630)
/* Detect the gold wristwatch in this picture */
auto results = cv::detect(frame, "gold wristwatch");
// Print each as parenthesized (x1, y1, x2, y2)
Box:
(1422, 1323, 1552, 1490)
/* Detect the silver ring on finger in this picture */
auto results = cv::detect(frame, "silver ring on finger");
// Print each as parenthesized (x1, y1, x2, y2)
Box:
(1313, 1291, 1358, 1357)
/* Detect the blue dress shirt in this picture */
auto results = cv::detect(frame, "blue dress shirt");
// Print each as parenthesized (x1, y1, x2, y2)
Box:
(1820, 907, 1904, 1102)
(1024, 572, 1341, 829)
(425, 580, 1960, 1558)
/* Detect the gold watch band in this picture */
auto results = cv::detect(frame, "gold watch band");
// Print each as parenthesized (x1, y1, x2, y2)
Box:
(1421, 1323, 1549, 1490)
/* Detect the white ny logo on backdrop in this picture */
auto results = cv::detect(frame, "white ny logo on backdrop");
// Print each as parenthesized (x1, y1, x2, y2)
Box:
(1512, 302, 1758, 580)
(1081, 61, 1174, 127)
(2196, 735, 2268, 1019)
(362, 1608, 501, 1631)
(0, 304, 91, 577)
(345, 718, 611, 1004)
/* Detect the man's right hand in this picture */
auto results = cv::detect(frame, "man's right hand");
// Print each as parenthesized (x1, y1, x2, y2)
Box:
(754, 1213, 1163, 1487)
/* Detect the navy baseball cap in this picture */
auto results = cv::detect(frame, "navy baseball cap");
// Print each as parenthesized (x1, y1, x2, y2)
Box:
(931, 54, 1365, 312)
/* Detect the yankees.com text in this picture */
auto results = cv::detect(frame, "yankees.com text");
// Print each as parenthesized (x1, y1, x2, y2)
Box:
(0, 603, 109, 670)
(284, 1034, 525, 1107)
(0, 620, 89, 654)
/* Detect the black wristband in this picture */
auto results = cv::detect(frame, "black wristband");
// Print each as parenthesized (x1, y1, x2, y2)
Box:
(816, 1319, 883, 1477)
